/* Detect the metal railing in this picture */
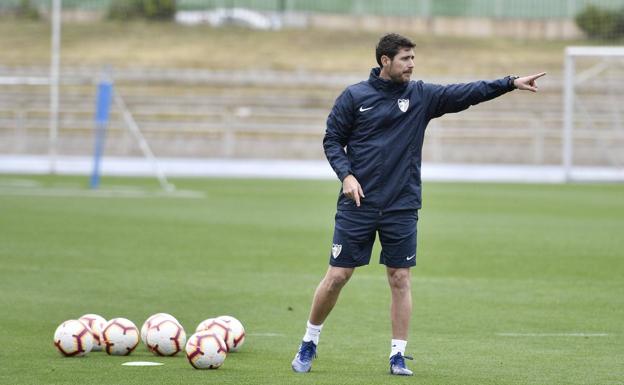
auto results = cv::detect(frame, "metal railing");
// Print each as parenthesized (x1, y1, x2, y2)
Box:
(2, 0, 624, 19)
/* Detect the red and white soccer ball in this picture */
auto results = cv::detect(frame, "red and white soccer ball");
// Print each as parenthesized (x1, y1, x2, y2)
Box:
(185, 331, 227, 369)
(146, 319, 186, 356)
(78, 314, 107, 352)
(195, 318, 233, 351)
(53, 319, 94, 357)
(217, 315, 245, 352)
(140, 313, 180, 346)
(101, 318, 140, 355)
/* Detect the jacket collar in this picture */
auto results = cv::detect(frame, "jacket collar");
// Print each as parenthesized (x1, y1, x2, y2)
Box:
(368, 67, 409, 94)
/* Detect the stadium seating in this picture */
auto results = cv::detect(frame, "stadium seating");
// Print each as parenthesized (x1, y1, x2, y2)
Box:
(0, 67, 620, 166)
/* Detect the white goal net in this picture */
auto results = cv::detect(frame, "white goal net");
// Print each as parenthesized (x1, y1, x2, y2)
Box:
(563, 46, 624, 182)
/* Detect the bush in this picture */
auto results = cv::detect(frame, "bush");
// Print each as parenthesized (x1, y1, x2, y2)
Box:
(108, 0, 144, 20)
(15, 0, 40, 20)
(108, 0, 176, 21)
(575, 5, 624, 39)
(143, 0, 176, 20)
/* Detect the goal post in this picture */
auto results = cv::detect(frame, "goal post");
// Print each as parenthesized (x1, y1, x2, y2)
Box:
(49, 0, 61, 174)
(563, 46, 624, 182)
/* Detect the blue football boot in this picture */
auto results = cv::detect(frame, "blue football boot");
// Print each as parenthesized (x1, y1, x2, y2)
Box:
(291, 340, 317, 373)
(389, 352, 414, 376)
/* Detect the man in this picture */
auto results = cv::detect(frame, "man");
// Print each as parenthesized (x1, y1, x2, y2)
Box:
(291, 33, 545, 376)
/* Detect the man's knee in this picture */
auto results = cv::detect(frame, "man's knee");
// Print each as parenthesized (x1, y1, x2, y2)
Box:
(387, 268, 411, 291)
(323, 267, 354, 292)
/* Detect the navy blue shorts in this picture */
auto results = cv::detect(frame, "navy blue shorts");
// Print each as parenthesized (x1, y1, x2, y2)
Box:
(329, 209, 418, 268)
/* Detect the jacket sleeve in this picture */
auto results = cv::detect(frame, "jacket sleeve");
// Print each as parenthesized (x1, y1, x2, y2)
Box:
(323, 89, 356, 181)
(424, 77, 514, 120)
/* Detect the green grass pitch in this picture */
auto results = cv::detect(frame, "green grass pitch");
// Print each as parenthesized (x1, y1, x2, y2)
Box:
(0, 175, 622, 385)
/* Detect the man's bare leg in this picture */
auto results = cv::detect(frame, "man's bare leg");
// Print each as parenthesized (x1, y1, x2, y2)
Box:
(292, 266, 354, 373)
(387, 267, 412, 340)
(309, 266, 355, 325)
(387, 267, 414, 376)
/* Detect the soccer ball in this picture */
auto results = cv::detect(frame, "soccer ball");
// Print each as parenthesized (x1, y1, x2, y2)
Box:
(140, 313, 180, 346)
(53, 319, 94, 357)
(146, 319, 186, 356)
(101, 318, 139, 355)
(217, 315, 245, 352)
(195, 318, 233, 351)
(78, 314, 107, 352)
(185, 331, 227, 369)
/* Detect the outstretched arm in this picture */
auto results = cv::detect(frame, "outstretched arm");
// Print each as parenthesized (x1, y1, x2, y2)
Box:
(424, 72, 547, 120)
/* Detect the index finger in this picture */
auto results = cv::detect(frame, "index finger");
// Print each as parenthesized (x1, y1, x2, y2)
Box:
(529, 72, 546, 80)
(354, 190, 361, 207)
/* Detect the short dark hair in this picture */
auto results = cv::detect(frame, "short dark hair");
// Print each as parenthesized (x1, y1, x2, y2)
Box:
(375, 33, 415, 67)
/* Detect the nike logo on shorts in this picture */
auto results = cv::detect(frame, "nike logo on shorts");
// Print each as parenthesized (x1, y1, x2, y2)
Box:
(406, 254, 415, 260)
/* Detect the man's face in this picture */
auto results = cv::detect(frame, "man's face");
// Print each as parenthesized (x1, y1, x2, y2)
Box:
(382, 48, 415, 83)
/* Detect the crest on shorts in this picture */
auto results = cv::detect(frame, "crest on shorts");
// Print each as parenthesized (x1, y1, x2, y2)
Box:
(397, 99, 409, 112)
(331, 244, 342, 259)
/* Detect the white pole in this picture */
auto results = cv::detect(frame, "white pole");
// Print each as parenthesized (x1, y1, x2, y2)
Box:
(562, 48, 575, 182)
(114, 91, 175, 192)
(49, 0, 61, 174)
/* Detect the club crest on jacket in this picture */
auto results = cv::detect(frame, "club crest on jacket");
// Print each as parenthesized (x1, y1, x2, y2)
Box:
(397, 99, 409, 112)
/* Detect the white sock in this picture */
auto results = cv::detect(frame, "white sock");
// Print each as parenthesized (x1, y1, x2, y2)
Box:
(302, 321, 323, 345)
(390, 339, 407, 358)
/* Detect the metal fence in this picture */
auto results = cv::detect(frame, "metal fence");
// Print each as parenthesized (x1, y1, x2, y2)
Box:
(3, 0, 624, 19)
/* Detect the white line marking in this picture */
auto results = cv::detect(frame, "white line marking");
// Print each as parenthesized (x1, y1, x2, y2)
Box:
(122, 361, 164, 366)
(0, 187, 205, 199)
(0, 178, 41, 188)
(496, 333, 609, 337)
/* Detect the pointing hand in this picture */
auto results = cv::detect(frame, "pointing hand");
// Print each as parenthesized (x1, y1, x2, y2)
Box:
(514, 72, 546, 92)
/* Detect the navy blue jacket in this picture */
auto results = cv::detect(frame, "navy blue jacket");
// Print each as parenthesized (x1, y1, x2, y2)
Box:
(323, 67, 515, 212)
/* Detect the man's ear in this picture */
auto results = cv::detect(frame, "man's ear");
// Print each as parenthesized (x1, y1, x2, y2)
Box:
(381, 55, 391, 68)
